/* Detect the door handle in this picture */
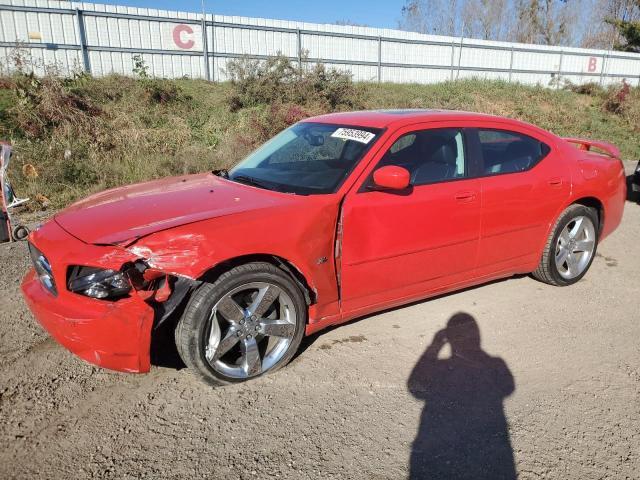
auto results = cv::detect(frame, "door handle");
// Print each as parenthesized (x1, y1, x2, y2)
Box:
(548, 177, 563, 187)
(455, 191, 476, 202)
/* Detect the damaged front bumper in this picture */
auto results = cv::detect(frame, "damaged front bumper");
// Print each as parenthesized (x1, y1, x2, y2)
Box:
(22, 269, 155, 372)
(20, 219, 189, 373)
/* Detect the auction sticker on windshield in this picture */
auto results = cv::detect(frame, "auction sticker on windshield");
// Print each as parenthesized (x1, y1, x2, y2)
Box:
(331, 128, 376, 144)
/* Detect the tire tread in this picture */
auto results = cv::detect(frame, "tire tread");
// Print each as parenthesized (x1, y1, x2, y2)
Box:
(532, 204, 597, 286)
(174, 262, 306, 387)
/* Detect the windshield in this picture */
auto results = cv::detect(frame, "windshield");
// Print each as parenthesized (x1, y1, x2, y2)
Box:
(228, 122, 381, 195)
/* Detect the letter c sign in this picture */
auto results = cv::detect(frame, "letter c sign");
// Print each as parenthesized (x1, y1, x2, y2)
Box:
(173, 24, 195, 49)
(587, 57, 597, 73)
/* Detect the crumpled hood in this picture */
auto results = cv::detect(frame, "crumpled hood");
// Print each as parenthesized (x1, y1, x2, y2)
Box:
(54, 173, 293, 245)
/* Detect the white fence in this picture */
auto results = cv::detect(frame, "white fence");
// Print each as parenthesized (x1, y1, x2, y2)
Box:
(1, 0, 640, 86)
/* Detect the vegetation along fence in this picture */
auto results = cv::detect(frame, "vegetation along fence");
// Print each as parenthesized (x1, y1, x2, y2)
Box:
(1, 0, 640, 86)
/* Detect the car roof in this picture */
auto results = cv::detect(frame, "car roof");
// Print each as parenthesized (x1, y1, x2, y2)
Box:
(305, 109, 544, 133)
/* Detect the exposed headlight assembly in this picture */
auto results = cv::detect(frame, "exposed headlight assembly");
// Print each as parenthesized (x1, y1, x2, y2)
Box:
(67, 266, 131, 299)
(28, 242, 57, 296)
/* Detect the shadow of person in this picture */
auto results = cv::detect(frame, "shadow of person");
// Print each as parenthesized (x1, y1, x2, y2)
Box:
(407, 313, 516, 480)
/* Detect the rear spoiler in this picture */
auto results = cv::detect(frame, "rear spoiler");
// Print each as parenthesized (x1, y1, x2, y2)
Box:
(563, 137, 620, 159)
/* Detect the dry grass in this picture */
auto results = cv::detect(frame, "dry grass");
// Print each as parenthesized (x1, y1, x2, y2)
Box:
(0, 65, 638, 210)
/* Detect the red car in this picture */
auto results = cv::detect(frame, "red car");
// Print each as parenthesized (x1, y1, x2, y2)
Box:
(22, 110, 626, 385)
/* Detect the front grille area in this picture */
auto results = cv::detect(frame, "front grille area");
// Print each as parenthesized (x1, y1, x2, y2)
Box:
(28, 242, 57, 296)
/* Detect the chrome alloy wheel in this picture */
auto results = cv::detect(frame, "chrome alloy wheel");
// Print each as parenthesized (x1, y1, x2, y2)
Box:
(204, 282, 297, 379)
(554, 215, 596, 280)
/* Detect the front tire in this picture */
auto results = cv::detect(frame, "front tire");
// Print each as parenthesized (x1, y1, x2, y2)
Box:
(175, 262, 307, 386)
(532, 204, 598, 286)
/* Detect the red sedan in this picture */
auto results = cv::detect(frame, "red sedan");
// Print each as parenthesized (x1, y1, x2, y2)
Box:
(22, 110, 626, 385)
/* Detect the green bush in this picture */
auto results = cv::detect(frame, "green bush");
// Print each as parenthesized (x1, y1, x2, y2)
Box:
(563, 81, 604, 96)
(10, 72, 102, 138)
(603, 80, 632, 115)
(132, 54, 185, 104)
(226, 54, 363, 111)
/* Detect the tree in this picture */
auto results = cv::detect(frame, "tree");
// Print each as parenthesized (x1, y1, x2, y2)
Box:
(512, 0, 574, 45)
(579, 0, 640, 49)
(610, 18, 640, 51)
(397, 0, 639, 48)
(398, 0, 569, 43)
(398, 0, 462, 37)
(462, 0, 510, 40)
(607, 0, 640, 51)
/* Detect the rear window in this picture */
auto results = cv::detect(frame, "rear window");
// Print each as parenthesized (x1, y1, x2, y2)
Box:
(478, 130, 550, 175)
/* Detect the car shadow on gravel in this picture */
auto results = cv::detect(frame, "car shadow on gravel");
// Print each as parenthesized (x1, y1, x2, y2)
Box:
(407, 312, 516, 480)
(293, 276, 526, 362)
(149, 317, 186, 370)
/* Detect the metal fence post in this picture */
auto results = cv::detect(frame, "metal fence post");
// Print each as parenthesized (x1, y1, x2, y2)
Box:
(297, 28, 302, 71)
(556, 50, 563, 89)
(74, 9, 90, 74)
(450, 40, 456, 81)
(201, 15, 210, 81)
(456, 35, 464, 80)
(599, 52, 607, 86)
(508, 45, 514, 83)
(377, 36, 382, 83)
(211, 15, 216, 82)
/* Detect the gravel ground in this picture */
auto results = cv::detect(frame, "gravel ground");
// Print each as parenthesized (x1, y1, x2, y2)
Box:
(1, 164, 638, 480)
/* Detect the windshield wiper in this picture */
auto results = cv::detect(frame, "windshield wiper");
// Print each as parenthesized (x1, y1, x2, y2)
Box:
(232, 175, 274, 191)
(212, 168, 229, 178)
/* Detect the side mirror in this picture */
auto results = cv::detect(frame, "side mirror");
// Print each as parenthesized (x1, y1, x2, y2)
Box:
(373, 165, 410, 191)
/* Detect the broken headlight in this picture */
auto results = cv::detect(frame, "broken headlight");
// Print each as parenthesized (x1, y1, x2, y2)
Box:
(28, 242, 57, 296)
(67, 266, 131, 299)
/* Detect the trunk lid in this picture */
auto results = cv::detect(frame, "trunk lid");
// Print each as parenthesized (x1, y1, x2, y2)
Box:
(563, 137, 621, 159)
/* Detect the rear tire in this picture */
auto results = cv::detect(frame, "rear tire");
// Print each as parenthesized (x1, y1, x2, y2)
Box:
(175, 262, 307, 386)
(532, 204, 598, 286)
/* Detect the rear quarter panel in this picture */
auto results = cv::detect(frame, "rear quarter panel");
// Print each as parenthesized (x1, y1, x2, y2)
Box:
(567, 146, 626, 240)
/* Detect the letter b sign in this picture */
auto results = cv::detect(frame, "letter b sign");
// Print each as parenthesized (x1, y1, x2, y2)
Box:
(587, 57, 597, 73)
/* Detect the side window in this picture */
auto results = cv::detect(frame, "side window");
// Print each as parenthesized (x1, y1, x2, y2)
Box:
(478, 129, 550, 175)
(378, 128, 467, 186)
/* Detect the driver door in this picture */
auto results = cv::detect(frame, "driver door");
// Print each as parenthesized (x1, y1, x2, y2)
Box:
(339, 124, 482, 315)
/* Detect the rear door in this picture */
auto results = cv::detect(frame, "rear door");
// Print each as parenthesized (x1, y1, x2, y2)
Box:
(470, 126, 571, 275)
(339, 123, 482, 314)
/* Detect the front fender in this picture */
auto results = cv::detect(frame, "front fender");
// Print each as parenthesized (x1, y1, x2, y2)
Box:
(124, 199, 342, 322)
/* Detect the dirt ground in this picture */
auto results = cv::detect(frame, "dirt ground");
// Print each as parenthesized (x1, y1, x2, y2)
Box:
(1, 164, 638, 480)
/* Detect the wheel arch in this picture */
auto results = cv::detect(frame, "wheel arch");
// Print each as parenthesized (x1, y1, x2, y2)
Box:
(197, 254, 316, 307)
(571, 196, 604, 237)
(535, 195, 604, 267)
